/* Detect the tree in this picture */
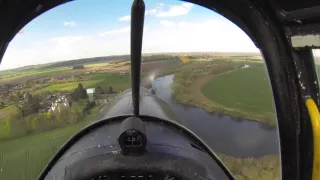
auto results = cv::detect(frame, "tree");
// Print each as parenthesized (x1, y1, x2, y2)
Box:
(7, 92, 20, 103)
(73, 65, 84, 69)
(78, 83, 88, 99)
(107, 86, 114, 94)
(20, 94, 40, 116)
(0, 101, 5, 109)
(71, 83, 88, 100)
(78, 83, 84, 90)
(95, 86, 104, 95)
(26, 80, 33, 88)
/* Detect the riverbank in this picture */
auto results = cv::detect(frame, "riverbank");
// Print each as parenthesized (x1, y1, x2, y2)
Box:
(218, 153, 280, 180)
(170, 62, 277, 126)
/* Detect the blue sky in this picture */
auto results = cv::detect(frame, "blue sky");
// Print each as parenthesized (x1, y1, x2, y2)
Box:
(1, 0, 259, 70)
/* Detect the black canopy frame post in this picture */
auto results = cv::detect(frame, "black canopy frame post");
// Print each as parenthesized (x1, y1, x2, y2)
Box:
(130, 0, 145, 116)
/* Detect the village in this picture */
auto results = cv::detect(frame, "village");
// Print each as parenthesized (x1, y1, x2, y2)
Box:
(0, 65, 123, 115)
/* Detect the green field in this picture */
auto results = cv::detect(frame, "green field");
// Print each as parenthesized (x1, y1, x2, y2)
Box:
(34, 80, 101, 94)
(33, 73, 130, 94)
(0, 116, 11, 139)
(0, 105, 18, 139)
(0, 105, 15, 112)
(201, 66, 276, 124)
(0, 67, 70, 80)
(94, 74, 130, 92)
(0, 121, 88, 180)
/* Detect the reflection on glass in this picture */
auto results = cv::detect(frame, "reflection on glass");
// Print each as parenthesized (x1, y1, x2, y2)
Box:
(0, 0, 279, 180)
(312, 49, 320, 83)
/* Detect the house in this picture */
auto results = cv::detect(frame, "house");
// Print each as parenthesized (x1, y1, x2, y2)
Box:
(43, 93, 72, 112)
(50, 95, 70, 112)
(86, 88, 96, 102)
(242, 64, 250, 69)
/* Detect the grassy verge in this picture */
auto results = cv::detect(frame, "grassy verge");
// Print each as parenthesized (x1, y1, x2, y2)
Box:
(218, 154, 280, 180)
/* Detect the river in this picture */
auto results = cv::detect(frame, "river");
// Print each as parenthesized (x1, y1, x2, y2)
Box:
(151, 74, 279, 157)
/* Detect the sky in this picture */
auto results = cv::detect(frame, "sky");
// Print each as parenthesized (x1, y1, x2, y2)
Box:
(0, 0, 260, 70)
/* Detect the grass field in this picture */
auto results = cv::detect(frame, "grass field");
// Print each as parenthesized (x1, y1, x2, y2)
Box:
(33, 73, 130, 94)
(0, 121, 88, 180)
(34, 80, 101, 94)
(91, 73, 130, 92)
(0, 105, 15, 113)
(201, 66, 276, 124)
(0, 103, 104, 180)
(0, 68, 71, 83)
(0, 106, 17, 119)
(0, 116, 11, 139)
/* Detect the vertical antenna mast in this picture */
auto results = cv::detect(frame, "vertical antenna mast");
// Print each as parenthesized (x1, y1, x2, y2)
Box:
(131, 0, 145, 116)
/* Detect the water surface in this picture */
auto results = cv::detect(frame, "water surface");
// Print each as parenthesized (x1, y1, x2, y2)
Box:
(152, 74, 279, 157)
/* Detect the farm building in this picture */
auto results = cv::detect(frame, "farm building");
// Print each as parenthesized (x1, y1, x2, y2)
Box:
(86, 88, 96, 102)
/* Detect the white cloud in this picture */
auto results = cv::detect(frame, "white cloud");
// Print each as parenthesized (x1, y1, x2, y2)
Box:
(146, 8, 157, 15)
(160, 20, 175, 27)
(2, 18, 259, 70)
(156, 2, 193, 17)
(63, 21, 76, 27)
(1, 33, 130, 70)
(120, 9, 157, 20)
(119, 15, 130, 21)
(99, 26, 130, 36)
(142, 19, 258, 53)
(49, 36, 90, 44)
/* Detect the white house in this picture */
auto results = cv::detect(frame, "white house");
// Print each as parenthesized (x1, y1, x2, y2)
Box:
(86, 88, 96, 102)
(242, 64, 250, 69)
(50, 95, 70, 112)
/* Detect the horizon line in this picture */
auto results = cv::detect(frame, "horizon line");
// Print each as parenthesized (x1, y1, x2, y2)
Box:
(0, 51, 262, 72)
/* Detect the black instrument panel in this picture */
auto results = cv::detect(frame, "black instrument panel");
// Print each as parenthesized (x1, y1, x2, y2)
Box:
(91, 172, 179, 180)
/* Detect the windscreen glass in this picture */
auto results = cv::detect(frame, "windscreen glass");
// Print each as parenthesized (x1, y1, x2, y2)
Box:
(0, 0, 279, 180)
(141, 2, 280, 180)
(312, 49, 320, 91)
(0, 1, 131, 179)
